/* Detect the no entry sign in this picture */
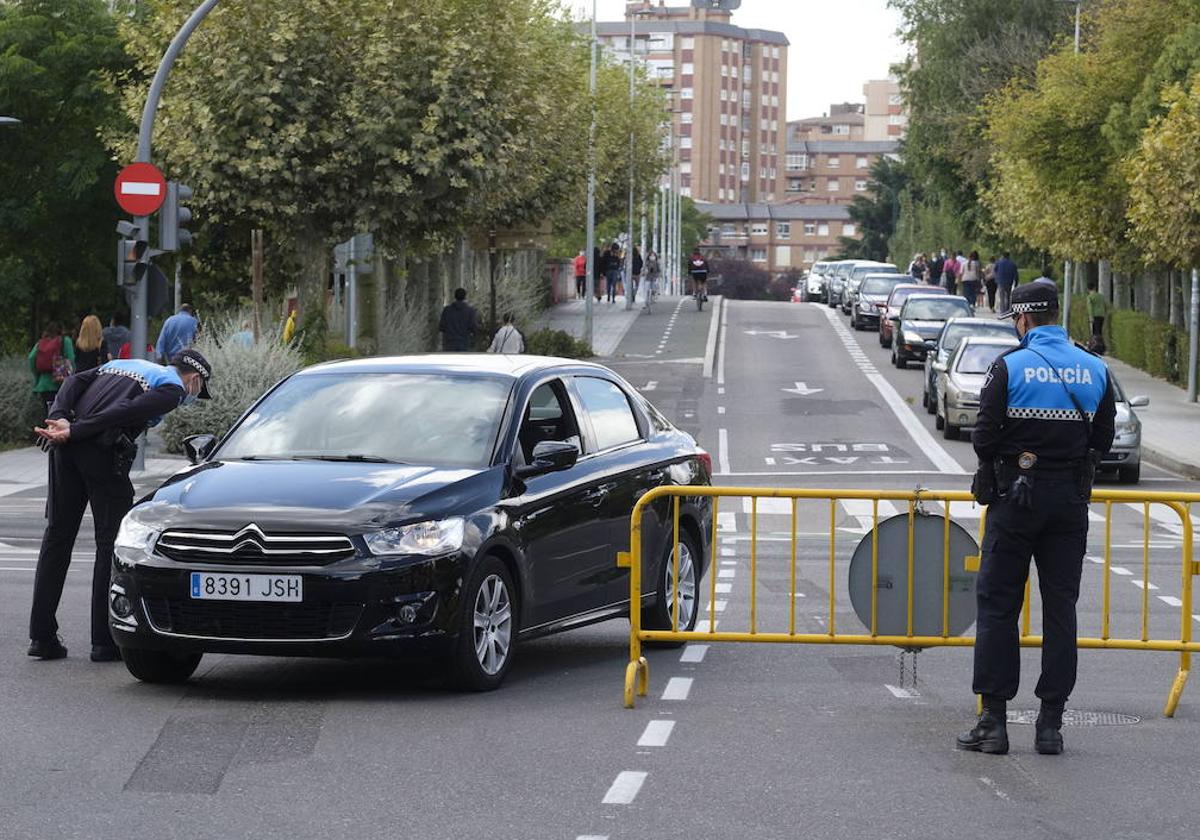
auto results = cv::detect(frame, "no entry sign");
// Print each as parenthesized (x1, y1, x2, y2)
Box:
(114, 162, 167, 216)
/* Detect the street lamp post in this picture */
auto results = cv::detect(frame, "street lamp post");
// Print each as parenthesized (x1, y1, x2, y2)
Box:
(1062, 0, 1082, 332)
(584, 0, 598, 347)
(624, 7, 653, 311)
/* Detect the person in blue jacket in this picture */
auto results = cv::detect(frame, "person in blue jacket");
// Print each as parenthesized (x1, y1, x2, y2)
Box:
(154, 304, 199, 362)
(27, 352, 212, 663)
(957, 282, 1115, 756)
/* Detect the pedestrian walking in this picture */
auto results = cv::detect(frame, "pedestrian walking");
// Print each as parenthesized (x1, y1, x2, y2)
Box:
(994, 252, 1019, 317)
(630, 246, 644, 306)
(231, 320, 254, 348)
(573, 250, 588, 299)
(962, 251, 982, 308)
(942, 250, 960, 295)
(643, 250, 661, 312)
(438, 287, 481, 351)
(593, 245, 604, 302)
(1086, 279, 1108, 354)
(27, 351, 213, 662)
(29, 322, 75, 418)
(603, 244, 621, 304)
(487, 313, 525, 354)
(929, 250, 946, 286)
(960, 282, 1115, 756)
(101, 315, 130, 362)
(282, 308, 297, 345)
(909, 253, 928, 283)
(74, 315, 107, 372)
(154, 303, 199, 362)
(984, 256, 998, 311)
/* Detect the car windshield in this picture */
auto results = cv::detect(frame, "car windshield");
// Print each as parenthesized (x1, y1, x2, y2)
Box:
(863, 276, 904, 295)
(942, 322, 1017, 351)
(904, 299, 972, 320)
(854, 265, 897, 279)
(957, 343, 1011, 374)
(218, 372, 513, 468)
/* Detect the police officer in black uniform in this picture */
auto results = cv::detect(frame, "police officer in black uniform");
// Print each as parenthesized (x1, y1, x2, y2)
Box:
(958, 282, 1115, 755)
(27, 351, 212, 663)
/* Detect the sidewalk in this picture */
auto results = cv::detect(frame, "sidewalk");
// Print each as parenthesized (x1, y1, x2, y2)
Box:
(0, 429, 186, 498)
(1105, 356, 1200, 478)
(533, 293, 660, 357)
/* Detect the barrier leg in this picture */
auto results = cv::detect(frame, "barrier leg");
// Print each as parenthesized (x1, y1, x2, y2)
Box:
(637, 656, 649, 697)
(1164, 654, 1190, 718)
(624, 660, 639, 708)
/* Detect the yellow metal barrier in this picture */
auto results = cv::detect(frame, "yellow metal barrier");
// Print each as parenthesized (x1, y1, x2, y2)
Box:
(621, 487, 1199, 715)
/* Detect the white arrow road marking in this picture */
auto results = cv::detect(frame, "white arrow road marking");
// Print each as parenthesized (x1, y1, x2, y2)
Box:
(782, 381, 823, 396)
(743, 330, 798, 339)
(120, 181, 162, 196)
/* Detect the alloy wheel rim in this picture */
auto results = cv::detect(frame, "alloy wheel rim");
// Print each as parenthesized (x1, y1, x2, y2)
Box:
(664, 544, 697, 629)
(472, 574, 512, 676)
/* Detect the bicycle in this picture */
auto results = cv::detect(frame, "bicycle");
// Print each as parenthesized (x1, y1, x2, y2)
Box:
(692, 280, 708, 311)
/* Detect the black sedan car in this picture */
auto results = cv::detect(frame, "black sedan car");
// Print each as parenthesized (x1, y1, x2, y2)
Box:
(110, 356, 712, 690)
(890, 295, 973, 368)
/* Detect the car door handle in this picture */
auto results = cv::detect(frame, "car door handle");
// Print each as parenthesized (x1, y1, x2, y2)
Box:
(583, 487, 610, 506)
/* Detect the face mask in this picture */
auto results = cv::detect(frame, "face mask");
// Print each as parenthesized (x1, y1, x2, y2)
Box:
(181, 393, 198, 407)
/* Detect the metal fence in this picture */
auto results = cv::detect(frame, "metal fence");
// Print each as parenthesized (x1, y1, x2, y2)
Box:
(619, 486, 1199, 715)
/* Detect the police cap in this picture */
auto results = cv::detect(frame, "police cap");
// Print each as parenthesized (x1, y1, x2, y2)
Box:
(998, 280, 1059, 319)
(170, 350, 212, 399)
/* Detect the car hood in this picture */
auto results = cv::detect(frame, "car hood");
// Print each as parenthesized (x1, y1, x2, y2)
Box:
(140, 460, 503, 532)
(901, 319, 949, 338)
(948, 372, 988, 392)
(861, 294, 890, 305)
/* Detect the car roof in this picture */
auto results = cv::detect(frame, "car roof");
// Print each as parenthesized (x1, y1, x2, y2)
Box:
(959, 335, 1020, 346)
(943, 317, 1013, 327)
(862, 272, 906, 281)
(904, 293, 967, 303)
(297, 354, 613, 380)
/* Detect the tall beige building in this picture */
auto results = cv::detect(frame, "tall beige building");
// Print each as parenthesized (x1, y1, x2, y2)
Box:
(863, 78, 907, 141)
(596, 1, 789, 204)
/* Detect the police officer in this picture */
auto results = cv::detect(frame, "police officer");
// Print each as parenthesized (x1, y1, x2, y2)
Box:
(27, 351, 212, 662)
(958, 282, 1115, 755)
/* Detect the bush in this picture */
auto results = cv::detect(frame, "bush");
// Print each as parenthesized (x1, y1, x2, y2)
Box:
(0, 356, 41, 446)
(1106, 308, 1188, 384)
(709, 259, 770, 300)
(160, 315, 305, 453)
(524, 328, 594, 359)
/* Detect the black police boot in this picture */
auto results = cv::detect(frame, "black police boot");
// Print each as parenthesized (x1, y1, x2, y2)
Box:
(90, 645, 121, 663)
(956, 706, 1009, 755)
(27, 636, 68, 660)
(1035, 704, 1064, 755)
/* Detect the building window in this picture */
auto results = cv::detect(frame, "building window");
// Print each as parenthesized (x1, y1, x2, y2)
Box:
(888, 93, 903, 106)
(786, 154, 804, 171)
(681, 63, 694, 75)
(722, 39, 730, 52)
(828, 156, 841, 169)
(818, 223, 830, 236)
(761, 94, 769, 107)
(889, 114, 904, 125)
(771, 96, 779, 108)
(769, 167, 776, 178)
(721, 65, 728, 77)
(770, 120, 778, 131)
(731, 65, 739, 79)
(804, 222, 816, 236)
(773, 71, 780, 83)
(718, 188, 726, 201)
(681, 112, 693, 124)
(719, 163, 726, 175)
(681, 87, 693, 100)
(681, 186, 691, 197)
(844, 223, 857, 236)
(855, 179, 869, 192)
(760, 118, 769, 130)
(776, 222, 791, 239)
(827, 179, 840, 192)
(750, 248, 767, 263)
(681, 36, 694, 49)
(833, 124, 850, 136)
(856, 156, 869, 169)
(680, 162, 692, 174)
(743, 66, 753, 82)
(751, 223, 768, 236)
(772, 46, 780, 59)
(787, 178, 802, 192)
(721, 89, 728, 102)
(742, 90, 751, 107)
(680, 137, 692, 149)
(720, 113, 728, 127)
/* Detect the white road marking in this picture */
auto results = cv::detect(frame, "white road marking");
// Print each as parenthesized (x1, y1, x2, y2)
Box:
(717, 511, 737, 532)
(602, 771, 648, 805)
(715, 582, 732, 594)
(1130, 580, 1159, 591)
(718, 387, 725, 395)
(720, 547, 734, 556)
(1158, 595, 1184, 607)
(717, 406, 726, 414)
(718, 428, 730, 475)
(979, 777, 1010, 802)
(680, 644, 709, 663)
(764, 457, 777, 466)
(661, 677, 693, 700)
(885, 684, 919, 699)
(840, 499, 900, 533)
(694, 619, 720, 632)
(703, 296, 722, 379)
(716, 300, 729, 385)
(637, 720, 676, 747)
(741, 498, 793, 515)
(576, 836, 609, 840)
(714, 600, 727, 612)
(719, 560, 736, 566)
(1110, 566, 1133, 576)
(1194, 615, 1200, 623)
(718, 569, 736, 579)
(642, 381, 658, 392)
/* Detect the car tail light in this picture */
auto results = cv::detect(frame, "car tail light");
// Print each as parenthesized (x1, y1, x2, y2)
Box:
(696, 451, 712, 476)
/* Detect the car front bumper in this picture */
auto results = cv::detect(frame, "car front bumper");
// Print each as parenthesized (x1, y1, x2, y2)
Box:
(945, 399, 982, 428)
(110, 549, 469, 659)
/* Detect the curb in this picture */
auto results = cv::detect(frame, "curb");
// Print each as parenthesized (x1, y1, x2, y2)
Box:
(1140, 443, 1200, 480)
(703, 296, 723, 379)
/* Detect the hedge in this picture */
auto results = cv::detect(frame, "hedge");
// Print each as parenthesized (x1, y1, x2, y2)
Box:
(1068, 294, 1189, 384)
(0, 355, 42, 446)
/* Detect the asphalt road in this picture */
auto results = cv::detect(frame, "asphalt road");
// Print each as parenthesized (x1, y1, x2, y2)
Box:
(1, 297, 1197, 840)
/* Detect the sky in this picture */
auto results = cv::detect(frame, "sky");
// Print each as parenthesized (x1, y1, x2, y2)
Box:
(586, 0, 910, 121)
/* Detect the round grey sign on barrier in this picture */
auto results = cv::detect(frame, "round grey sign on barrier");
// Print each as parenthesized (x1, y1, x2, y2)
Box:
(847, 512, 979, 644)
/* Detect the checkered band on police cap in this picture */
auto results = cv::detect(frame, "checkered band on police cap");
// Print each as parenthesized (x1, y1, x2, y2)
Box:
(999, 280, 1059, 319)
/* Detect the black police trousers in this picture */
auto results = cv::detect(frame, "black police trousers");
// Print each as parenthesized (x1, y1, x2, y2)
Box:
(29, 441, 134, 647)
(972, 476, 1089, 708)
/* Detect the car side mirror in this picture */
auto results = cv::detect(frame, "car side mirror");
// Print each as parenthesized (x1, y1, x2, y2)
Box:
(515, 440, 579, 479)
(183, 434, 218, 465)
(1129, 395, 1149, 408)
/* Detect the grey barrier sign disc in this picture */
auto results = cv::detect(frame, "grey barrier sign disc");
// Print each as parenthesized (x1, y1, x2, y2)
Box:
(847, 512, 979, 642)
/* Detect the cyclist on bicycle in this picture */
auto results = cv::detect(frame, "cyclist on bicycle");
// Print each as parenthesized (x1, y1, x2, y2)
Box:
(688, 248, 710, 303)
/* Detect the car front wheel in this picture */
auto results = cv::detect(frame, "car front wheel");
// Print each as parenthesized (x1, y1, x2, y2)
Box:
(1118, 463, 1141, 484)
(642, 529, 701, 648)
(122, 648, 202, 684)
(450, 556, 516, 691)
(942, 399, 959, 440)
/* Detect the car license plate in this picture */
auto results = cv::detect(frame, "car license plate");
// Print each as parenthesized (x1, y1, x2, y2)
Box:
(190, 572, 302, 602)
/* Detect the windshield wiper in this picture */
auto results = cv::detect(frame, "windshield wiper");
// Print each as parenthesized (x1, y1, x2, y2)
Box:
(292, 454, 398, 463)
(237, 455, 298, 461)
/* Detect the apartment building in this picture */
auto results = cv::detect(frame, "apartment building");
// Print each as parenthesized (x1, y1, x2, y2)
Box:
(863, 78, 907, 141)
(787, 103, 865, 142)
(697, 202, 854, 275)
(596, 1, 788, 204)
(783, 137, 900, 203)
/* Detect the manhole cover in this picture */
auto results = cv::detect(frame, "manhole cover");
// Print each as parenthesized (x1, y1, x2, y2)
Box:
(1006, 710, 1141, 726)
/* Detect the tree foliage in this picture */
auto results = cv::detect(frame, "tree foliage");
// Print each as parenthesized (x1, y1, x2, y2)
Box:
(0, 0, 133, 352)
(834, 156, 907, 261)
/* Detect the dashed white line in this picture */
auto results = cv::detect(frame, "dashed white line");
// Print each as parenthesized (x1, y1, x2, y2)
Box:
(1158, 595, 1184, 607)
(716, 299, 728, 385)
(1110, 566, 1133, 576)
(717, 511, 736, 532)
(715, 582, 732, 594)
(718, 569, 736, 579)
(714, 600, 727, 612)
(680, 644, 709, 663)
(694, 619, 719, 632)
(602, 771, 648, 804)
(979, 776, 1010, 802)
(637, 720, 676, 748)
(718, 387, 725, 395)
(885, 684, 919, 699)
(661, 677, 693, 700)
(718, 428, 730, 475)
(764, 457, 777, 466)
(1130, 580, 1160, 591)
(719, 547, 735, 557)
(719, 560, 736, 566)
(576, 835, 608, 840)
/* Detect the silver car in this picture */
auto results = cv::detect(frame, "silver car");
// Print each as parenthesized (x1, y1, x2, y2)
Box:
(923, 317, 1019, 415)
(806, 260, 834, 302)
(936, 336, 1019, 440)
(1103, 374, 1148, 483)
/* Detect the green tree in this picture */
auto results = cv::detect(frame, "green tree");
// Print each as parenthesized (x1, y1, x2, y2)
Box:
(834, 155, 907, 261)
(0, 0, 133, 352)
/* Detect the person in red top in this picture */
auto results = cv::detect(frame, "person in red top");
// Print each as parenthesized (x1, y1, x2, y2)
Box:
(573, 250, 588, 299)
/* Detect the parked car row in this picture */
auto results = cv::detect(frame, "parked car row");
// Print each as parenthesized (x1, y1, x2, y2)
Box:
(813, 263, 1148, 484)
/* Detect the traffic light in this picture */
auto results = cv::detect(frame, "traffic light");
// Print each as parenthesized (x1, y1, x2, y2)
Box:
(116, 220, 146, 286)
(160, 181, 193, 252)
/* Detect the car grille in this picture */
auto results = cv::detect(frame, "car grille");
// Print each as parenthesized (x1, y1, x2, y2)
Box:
(143, 598, 362, 641)
(156, 526, 356, 566)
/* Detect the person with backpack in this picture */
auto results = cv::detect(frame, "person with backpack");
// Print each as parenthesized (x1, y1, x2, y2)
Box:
(29, 322, 75, 417)
(487, 313, 525, 354)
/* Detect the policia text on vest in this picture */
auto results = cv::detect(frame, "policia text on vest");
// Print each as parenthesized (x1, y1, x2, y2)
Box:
(26, 353, 212, 663)
(959, 280, 1116, 756)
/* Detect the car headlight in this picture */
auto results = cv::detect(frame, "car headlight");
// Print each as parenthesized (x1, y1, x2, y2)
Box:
(115, 513, 159, 553)
(365, 517, 465, 556)
(903, 331, 924, 345)
(961, 391, 980, 403)
(1117, 420, 1140, 436)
